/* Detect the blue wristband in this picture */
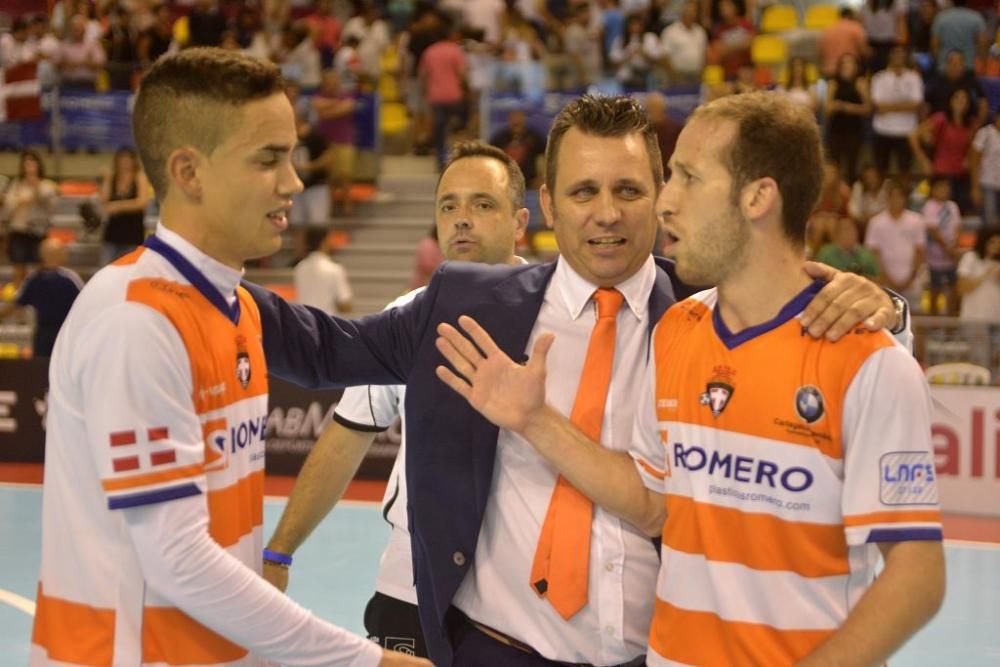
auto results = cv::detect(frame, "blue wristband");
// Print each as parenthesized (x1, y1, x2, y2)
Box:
(263, 548, 293, 566)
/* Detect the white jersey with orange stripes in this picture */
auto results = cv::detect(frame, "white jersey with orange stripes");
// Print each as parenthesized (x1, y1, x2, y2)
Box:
(31, 227, 380, 667)
(629, 281, 942, 667)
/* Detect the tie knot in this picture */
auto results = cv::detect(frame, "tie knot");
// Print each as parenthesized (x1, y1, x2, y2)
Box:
(593, 288, 624, 319)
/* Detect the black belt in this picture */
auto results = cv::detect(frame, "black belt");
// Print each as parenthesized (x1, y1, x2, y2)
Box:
(459, 611, 646, 667)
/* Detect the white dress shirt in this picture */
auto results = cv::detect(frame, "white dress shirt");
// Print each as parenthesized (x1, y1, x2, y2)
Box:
(454, 255, 660, 665)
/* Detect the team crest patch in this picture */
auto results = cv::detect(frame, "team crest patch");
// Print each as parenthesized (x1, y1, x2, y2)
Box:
(795, 385, 825, 424)
(235, 335, 251, 389)
(699, 366, 736, 417)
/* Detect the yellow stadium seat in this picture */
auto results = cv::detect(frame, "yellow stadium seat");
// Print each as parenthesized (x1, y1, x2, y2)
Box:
(380, 102, 409, 135)
(760, 5, 798, 33)
(804, 4, 838, 30)
(531, 230, 559, 256)
(751, 35, 788, 67)
(702, 64, 725, 86)
(173, 15, 189, 46)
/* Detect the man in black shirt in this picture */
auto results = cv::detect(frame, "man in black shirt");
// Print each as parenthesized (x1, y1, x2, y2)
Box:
(925, 50, 989, 126)
(0, 239, 82, 358)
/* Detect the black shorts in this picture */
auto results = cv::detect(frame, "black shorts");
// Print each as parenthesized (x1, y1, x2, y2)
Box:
(364, 591, 428, 658)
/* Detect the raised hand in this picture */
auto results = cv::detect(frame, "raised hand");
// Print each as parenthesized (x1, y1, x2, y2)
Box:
(435, 315, 554, 434)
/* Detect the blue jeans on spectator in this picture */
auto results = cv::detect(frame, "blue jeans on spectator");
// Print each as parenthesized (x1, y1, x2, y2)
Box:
(432, 102, 467, 169)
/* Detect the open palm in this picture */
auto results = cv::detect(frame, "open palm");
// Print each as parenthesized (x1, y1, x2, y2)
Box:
(435, 315, 553, 434)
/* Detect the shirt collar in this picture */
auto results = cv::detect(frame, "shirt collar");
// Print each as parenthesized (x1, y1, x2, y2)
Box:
(552, 254, 655, 321)
(154, 223, 244, 306)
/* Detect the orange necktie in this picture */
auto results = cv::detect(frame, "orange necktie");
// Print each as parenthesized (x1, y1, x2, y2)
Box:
(530, 287, 625, 620)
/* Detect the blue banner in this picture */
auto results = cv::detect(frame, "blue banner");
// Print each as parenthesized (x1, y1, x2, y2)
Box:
(0, 90, 380, 152)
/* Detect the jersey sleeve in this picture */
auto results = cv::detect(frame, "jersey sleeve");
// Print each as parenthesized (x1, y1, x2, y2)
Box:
(629, 356, 667, 494)
(333, 383, 400, 432)
(79, 302, 207, 510)
(840, 344, 943, 546)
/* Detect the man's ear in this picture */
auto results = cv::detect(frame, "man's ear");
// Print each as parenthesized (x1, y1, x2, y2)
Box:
(540, 184, 555, 230)
(165, 147, 204, 201)
(741, 176, 779, 222)
(513, 207, 530, 241)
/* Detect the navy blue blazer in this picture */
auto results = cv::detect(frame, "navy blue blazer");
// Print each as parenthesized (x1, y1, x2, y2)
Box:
(245, 257, 689, 665)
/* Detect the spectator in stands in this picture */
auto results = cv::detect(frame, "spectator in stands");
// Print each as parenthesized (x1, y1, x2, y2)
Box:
(307, 0, 344, 67)
(819, 7, 870, 79)
(807, 159, 852, 255)
(0, 18, 37, 66)
(103, 6, 138, 90)
(816, 216, 882, 280)
(235, 7, 272, 61)
(28, 15, 61, 88)
(866, 178, 927, 304)
(911, 88, 976, 211)
(931, 0, 987, 73)
(926, 50, 989, 127)
(600, 0, 627, 64)
(280, 22, 323, 90)
(710, 0, 753, 80)
(290, 104, 331, 249)
(825, 54, 871, 184)
(343, 0, 392, 83)
(563, 3, 604, 88)
(56, 13, 107, 89)
(410, 224, 444, 289)
(779, 57, 819, 112)
(404, 6, 445, 154)
(462, 0, 504, 47)
(645, 91, 683, 179)
(496, 2, 545, 94)
(849, 163, 889, 230)
(129, 0, 158, 35)
(1, 150, 57, 287)
(921, 175, 962, 315)
(872, 45, 923, 181)
(490, 110, 546, 189)
(137, 3, 176, 69)
(609, 12, 659, 89)
(419, 17, 468, 169)
(334, 34, 363, 90)
(312, 69, 357, 217)
(860, 0, 907, 73)
(0, 238, 82, 358)
(957, 226, 1000, 321)
(188, 0, 228, 48)
(99, 147, 152, 266)
(911, 0, 939, 67)
(294, 227, 353, 315)
(971, 113, 1000, 224)
(660, 0, 707, 87)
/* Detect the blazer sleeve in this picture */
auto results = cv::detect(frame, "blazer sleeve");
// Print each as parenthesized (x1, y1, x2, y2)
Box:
(242, 272, 440, 390)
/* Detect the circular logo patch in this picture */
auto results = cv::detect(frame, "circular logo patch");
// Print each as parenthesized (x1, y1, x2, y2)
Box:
(795, 385, 825, 424)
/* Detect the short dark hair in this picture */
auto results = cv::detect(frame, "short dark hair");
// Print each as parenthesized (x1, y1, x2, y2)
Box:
(437, 140, 526, 210)
(305, 227, 328, 253)
(133, 48, 286, 198)
(545, 95, 662, 191)
(690, 92, 823, 246)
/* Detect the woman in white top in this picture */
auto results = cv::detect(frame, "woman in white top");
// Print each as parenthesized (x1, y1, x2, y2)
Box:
(958, 226, 1000, 322)
(778, 57, 818, 113)
(1, 150, 57, 285)
(849, 163, 889, 232)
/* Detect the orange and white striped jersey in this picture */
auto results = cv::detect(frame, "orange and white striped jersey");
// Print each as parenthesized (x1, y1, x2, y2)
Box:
(629, 282, 942, 667)
(30, 228, 380, 667)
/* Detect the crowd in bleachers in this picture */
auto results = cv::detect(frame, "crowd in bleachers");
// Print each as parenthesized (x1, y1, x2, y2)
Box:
(1, 0, 1000, 336)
